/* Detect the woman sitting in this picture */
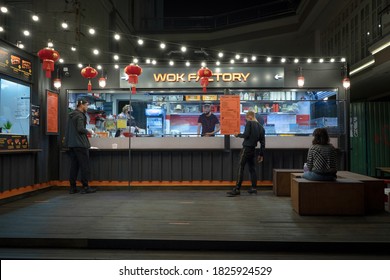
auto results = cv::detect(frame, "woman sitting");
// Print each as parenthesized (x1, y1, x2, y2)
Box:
(303, 128, 337, 181)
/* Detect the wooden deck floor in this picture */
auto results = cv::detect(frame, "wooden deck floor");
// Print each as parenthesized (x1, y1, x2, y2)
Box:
(0, 188, 389, 259)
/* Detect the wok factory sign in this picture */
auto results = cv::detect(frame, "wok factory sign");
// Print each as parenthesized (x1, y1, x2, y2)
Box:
(120, 66, 284, 89)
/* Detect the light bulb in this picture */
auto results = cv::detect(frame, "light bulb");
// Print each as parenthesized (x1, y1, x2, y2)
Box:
(53, 78, 61, 89)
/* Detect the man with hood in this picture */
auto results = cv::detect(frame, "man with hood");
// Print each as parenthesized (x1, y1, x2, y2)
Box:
(64, 97, 96, 194)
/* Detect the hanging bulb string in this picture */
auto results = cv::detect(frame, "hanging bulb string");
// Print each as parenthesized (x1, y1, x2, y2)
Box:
(2, 3, 347, 66)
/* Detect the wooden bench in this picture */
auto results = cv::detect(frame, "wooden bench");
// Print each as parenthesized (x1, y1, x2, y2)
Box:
(291, 178, 365, 215)
(273, 169, 303, 196)
(337, 171, 386, 214)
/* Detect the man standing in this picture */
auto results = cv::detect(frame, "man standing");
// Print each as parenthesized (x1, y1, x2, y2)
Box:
(227, 111, 265, 196)
(65, 98, 96, 194)
(197, 104, 220, 137)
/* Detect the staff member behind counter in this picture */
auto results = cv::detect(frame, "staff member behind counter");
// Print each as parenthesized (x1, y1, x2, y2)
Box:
(197, 104, 220, 137)
(115, 104, 143, 137)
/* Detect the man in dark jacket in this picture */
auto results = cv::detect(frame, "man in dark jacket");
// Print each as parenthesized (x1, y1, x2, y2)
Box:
(64, 98, 96, 194)
(227, 111, 265, 196)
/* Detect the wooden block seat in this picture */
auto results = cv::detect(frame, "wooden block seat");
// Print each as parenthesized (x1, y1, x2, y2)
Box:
(273, 169, 303, 196)
(291, 178, 365, 216)
(337, 171, 386, 213)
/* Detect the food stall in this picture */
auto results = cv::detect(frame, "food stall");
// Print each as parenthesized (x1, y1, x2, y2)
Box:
(58, 63, 347, 185)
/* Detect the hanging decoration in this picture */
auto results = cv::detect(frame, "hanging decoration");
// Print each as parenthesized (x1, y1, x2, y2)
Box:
(80, 66, 98, 92)
(197, 67, 213, 92)
(124, 64, 142, 94)
(37, 47, 60, 78)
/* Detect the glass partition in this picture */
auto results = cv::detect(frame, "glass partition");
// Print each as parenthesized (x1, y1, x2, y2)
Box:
(67, 88, 344, 139)
(0, 77, 31, 149)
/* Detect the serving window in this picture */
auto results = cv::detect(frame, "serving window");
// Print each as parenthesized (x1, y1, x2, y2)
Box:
(67, 88, 344, 139)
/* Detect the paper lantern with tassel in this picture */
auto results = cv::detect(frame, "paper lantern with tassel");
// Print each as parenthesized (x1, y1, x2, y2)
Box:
(81, 66, 98, 92)
(197, 67, 213, 92)
(37, 47, 60, 78)
(124, 64, 142, 94)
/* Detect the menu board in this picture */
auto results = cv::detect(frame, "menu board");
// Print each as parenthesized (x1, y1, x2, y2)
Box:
(0, 46, 32, 82)
(220, 95, 240, 135)
(0, 134, 28, 150)
(46, 91, 59, 134)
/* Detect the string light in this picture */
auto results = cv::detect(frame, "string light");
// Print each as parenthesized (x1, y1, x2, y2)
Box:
(0, 3, 348, 67)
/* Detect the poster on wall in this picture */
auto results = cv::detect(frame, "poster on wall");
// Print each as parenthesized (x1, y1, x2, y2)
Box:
(46, 91, 59, 135)
(220, 95, 241, 135)
(0, 46, 32, 82)
(31, 104, 40, 126)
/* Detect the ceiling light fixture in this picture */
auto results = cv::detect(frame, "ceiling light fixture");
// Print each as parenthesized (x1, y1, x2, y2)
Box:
(16, 41, 24, 49)
(218, 52, 224, 58)
(23, 30, 30, 36)
(71, 46, 76, 51)
(114, 34, 120, 40)
(294, 58, 299, 63)
(181, 46, 187, 52)
(169, 60, 174, 66)
(89, 28, 95, 35)
(266, 57, 272, 62)
(251, 56, 256, 61)
(53, 78, 61, 89)
(0, 26, 4, 32)
(185, 61, 190, 67)
(297, 67, 304, 87)
(61, 21, 68, 29)
(93, 49, 99, 55)
(160, 42, 166, 49)
(138, 38, 144, 45)
(1, 6, 8, 13)
(32, 14, 39, 21)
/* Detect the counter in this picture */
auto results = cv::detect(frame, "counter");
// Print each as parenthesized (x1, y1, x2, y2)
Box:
(88, 136, 339, 150)
(60, 137, 344, 183)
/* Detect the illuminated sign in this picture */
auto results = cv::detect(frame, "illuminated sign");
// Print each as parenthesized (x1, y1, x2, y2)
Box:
(119, 66, 284, 88)
(153, 72, 251, 83)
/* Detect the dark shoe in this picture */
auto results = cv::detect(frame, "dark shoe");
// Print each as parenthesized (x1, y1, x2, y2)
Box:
(227, 188, 240, 196)
(80, 187, 97, 194)
(247, 188, 257, 195)
(69, 187, 79, 194)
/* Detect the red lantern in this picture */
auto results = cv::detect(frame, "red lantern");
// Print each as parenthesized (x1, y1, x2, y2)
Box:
(81, 66, 98, 92)
(197, 67, 213, 92)
(37, 47, 60, 78)
(124, 64, 142, 94)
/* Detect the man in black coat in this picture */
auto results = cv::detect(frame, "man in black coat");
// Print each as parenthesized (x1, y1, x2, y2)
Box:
(64, 97, 96, 194)
(227, 111, 265, 196)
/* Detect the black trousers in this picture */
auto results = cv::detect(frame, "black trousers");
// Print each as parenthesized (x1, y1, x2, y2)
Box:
(69, 147, 90, 188)
(236, 147, 257, 189)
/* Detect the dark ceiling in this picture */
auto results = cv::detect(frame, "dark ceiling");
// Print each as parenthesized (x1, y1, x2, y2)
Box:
(164, 0, 301, 17)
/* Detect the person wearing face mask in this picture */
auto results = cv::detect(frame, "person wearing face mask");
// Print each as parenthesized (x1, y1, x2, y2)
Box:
(64, 98, 96, 194)
(197, 104, 220, 137)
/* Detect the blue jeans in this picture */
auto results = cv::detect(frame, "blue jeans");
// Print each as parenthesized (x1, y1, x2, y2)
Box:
(302, 171, 336, 181)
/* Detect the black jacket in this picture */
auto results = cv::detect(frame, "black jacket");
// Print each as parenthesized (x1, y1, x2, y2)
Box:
(237, 120, 265, 156)
(64, 109, 91, 148)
